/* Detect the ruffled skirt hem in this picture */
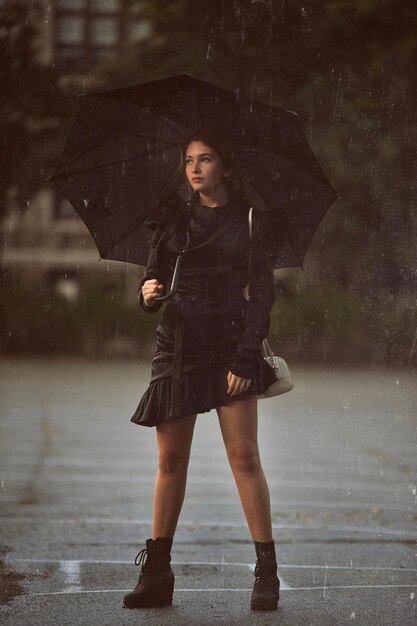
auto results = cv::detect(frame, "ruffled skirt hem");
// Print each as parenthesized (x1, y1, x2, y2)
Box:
(131, 355, 277, 427)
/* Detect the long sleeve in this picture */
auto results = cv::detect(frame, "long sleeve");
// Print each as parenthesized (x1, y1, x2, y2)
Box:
(137, 226, 164, 314)
(229, 211, 276, 379)
(138, 193, 187, 313)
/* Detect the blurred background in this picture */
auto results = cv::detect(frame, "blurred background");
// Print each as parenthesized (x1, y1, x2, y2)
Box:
(1, 0, 416, 367)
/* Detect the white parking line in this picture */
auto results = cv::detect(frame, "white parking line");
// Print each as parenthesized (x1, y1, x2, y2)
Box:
(10, 558, 417, 573)
(28, 584, 417, 598)
(11, 558, 417, 595)
(284, 584, 417, 591)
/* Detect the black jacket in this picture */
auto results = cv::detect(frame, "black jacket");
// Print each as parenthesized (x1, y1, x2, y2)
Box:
(138, 194, 276, 380)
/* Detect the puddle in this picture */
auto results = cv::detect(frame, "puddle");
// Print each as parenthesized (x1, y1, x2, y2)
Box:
(18, 486, 43, 505)
(0, 547, 27, 605)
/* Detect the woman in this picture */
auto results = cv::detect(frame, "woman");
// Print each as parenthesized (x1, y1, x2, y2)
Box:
(123, 133, 280, 611)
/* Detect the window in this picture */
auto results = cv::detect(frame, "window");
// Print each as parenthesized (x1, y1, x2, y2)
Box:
(54, 0, 126, 70)
(128, 20, 151, 43)
(90, 0, 120, 13)
(91, 17, 119, 45)
(56, 16, 84, 44)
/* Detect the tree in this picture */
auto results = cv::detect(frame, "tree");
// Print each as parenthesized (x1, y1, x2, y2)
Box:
(0, 0, 70, 217)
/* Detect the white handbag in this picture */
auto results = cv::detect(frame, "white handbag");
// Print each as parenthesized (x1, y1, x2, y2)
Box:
(248, 207, 294, 399)
(259, 338, 294, 398)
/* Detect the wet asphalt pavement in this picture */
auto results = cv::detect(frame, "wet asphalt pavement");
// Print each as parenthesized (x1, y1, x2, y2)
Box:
(0, 358, 416, 625)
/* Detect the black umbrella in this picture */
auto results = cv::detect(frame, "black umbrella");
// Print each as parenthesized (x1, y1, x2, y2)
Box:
(49, 73, 338, 273)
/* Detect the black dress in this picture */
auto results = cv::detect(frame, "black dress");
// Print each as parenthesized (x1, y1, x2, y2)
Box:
(131, 195, 278, 427)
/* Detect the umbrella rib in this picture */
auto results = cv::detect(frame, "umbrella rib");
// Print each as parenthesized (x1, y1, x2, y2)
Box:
(92, 92, 190, 143)
(102, 218, 144, 258)
(148, 110, 191, 143)
(101, 210, 155, 259)
(195, 88, 203, 134)
(235, 147, 339, 198)
(129, 131, 179, 147)
(52, 145, 180, 180)
(101, 181, 185, 259)
(55, 132, 180, 170)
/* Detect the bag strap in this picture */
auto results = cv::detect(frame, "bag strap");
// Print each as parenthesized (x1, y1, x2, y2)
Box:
(248, 206, 254, 241)
(245, 206, 253, 300)
(248, 206, 273, 357)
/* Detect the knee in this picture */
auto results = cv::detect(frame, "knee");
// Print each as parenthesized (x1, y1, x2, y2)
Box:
(158, 451, 189, 476)
(228, 444, 261, 476)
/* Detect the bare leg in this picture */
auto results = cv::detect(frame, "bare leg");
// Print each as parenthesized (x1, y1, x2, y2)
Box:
(152, 413, 197, 539)
(216, 395, 273, 542)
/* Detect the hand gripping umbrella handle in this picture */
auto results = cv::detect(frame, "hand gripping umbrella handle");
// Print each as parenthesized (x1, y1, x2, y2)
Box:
(152, 253, 183, 302)
(153, 205, 191, 303)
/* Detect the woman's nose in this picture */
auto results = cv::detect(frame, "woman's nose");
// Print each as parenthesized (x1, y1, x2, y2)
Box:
(192, 162, 201, 172)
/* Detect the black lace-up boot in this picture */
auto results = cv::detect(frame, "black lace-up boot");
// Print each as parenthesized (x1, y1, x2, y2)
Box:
(123, 537, 174, 608)
(250, 540, 280, 611)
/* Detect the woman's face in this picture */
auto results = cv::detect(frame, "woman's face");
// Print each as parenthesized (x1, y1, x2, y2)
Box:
(184, 141, 230, 195)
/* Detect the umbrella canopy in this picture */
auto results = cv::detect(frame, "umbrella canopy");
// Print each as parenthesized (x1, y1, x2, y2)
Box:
(49, 73, 338, 268)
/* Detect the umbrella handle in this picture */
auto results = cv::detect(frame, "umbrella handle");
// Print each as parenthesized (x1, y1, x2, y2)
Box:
(153, 254, 182, 302)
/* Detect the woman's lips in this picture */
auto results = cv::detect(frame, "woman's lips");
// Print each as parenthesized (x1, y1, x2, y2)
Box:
(192, 177, 203, 182)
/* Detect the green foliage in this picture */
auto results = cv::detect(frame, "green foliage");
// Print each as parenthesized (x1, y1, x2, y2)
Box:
(361, 290, 417, 366)
(2, 274, 414, 365)
(269, 283, 416, 366)
(0, 275, 160, 356)
(270, 284, 365, 344)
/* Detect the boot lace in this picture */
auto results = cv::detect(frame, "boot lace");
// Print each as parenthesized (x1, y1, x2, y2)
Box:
(134, 548, 148, 569)
(134, 547, 167, 575)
